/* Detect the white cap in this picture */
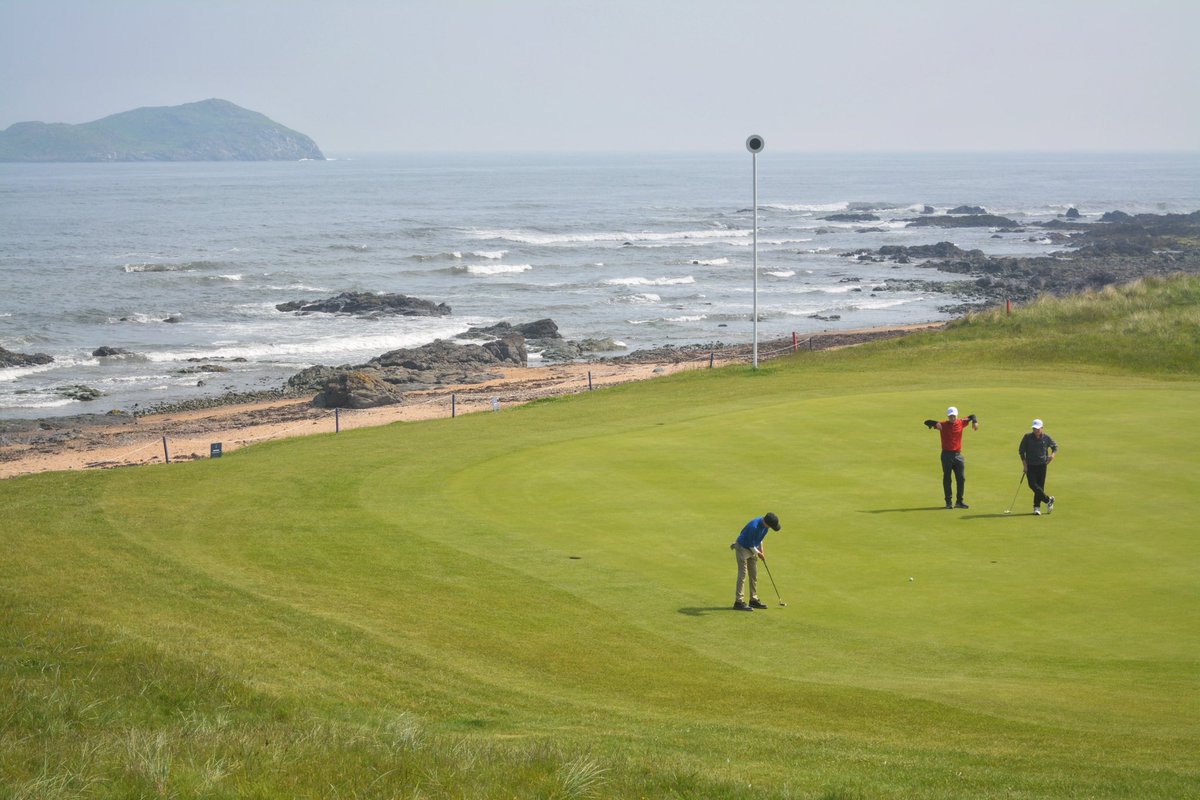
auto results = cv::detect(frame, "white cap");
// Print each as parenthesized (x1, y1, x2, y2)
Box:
(947, 406, 958, 417)
(1032, 419, 1043, 429)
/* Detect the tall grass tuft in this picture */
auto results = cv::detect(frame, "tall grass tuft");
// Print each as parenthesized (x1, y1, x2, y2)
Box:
(860, 273, 1200, 375)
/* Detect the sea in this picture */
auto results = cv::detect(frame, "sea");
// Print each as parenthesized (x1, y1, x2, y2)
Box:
(2, 152, 1198, 419)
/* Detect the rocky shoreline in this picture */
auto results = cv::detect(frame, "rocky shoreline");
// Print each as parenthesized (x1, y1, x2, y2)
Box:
(3, 210, 1197, 432)
(842, 209, 1200, 314)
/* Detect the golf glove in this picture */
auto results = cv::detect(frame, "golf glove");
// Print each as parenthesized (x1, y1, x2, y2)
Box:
(968, 414, 978, 423)
(924, 419, 937, 429)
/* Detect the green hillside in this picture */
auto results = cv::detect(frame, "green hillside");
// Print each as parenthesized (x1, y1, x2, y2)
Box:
(0, 99, 324, 162)
(2, 275, 1198, 798)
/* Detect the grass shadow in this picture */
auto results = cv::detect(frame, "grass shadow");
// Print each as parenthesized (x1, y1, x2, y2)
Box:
(677, 607, 741, 617)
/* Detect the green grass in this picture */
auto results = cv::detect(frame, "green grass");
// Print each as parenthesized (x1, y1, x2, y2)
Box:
(3, 275, 1199, 798)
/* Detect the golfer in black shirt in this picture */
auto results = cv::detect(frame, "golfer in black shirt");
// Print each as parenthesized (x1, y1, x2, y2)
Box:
(1019, 419, 1058, 515)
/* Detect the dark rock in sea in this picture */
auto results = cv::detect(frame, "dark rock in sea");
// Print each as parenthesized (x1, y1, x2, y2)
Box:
(92, 346, 132, 357)
(920, 205, 936, 215)
(276, 291, 451, 317)
(878, 242, 976, 260)
(164, 315, 183, 324)
(57, 385, 103, 401)
(537, 337, 626, 363)
(372, 337, 524, 371)
(948, 205, 988, 215)
(1101, 210, 1134, 222)
(906, 214, 1020, 229)
(826, 212, 880, 222)
(457, 318, 561, 340)
(174, 364, 231, 374)
(0, 346, 54, 368)
(1065, 207, 1081, 219)
(313, 370, 404, 409)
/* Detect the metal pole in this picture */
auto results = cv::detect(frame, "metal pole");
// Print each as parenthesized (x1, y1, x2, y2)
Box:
(752, 150, 759, 369)
(745, 134, 764, 369)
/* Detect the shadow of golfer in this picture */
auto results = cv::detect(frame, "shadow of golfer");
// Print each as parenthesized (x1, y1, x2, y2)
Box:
(861, 507, 952, 514)
(963, 512, 1035, 519)
(677, 607, 740, 617)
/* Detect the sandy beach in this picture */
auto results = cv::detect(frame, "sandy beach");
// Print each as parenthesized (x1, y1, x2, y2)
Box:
(0, 325, 940, 480)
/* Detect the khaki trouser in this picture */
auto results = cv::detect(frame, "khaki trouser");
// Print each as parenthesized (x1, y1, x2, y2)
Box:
(733, 544, 759, 604)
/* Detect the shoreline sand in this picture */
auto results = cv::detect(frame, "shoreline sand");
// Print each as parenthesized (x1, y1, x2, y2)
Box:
(0, 324, 941, 480)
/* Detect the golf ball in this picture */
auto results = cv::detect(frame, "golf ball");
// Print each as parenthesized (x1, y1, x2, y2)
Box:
(909, 577, 914, 581)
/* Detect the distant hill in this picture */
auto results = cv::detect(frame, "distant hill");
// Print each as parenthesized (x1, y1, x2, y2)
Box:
(0, 99, 325, 162)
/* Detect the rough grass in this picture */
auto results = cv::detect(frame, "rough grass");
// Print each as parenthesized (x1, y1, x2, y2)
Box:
(2, 274, 1197, 798)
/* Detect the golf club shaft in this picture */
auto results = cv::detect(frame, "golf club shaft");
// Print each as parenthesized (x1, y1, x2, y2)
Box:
(761, 557, 784, 604)
(1006, 472, 1026, 513)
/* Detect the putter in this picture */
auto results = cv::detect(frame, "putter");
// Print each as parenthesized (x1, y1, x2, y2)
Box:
(1004, 472, 1026, 514)
(761, 557, 787, 606)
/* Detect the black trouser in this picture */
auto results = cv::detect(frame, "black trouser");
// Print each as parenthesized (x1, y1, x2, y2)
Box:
(1026, 463, 1051, 506)
(941, 450, 965, 504)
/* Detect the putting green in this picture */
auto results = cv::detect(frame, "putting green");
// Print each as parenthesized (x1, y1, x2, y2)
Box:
(430, 372, 1200, 737)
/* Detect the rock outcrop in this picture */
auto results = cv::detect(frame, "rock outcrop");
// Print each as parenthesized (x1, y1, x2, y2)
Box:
(289, 336, 529, 409)
(276, 291, 451, 317)
(1, 346, 53, 368)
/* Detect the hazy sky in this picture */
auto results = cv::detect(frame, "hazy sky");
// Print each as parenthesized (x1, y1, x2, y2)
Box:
(2, 0, 1197, 154)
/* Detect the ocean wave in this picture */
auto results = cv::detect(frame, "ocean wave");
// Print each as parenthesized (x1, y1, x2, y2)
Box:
(765, 270, 796, 278)
(473, 228, 750, 245)
(628, 314, 708, 325)
(848, 297, 917, 310)
(455, 263, 533, 276)
(411, 249, 508, 261)
(764, 202, 848, 214)
(728, 236, 815, 247)
(122, 260, 227, 273)
(603, 276, 695, 287)
(142, 318, 478, 365)
(611, 293, 662, 304)
(103, 312, 177, 324)
(328, 244, 368, 252)
(0, 362, 60, 382)
(0, 391, 76, 410)
(669, 257, 730, 266)
(265, 284, 330, 292)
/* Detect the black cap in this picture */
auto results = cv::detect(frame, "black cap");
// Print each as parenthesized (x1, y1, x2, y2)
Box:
(764, 512, 780, 531)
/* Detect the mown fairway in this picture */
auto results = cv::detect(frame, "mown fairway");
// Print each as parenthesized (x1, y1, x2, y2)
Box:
(3, 278, 1198, 798)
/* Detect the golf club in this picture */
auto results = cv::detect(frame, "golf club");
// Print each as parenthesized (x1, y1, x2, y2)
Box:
(1004, 472, 1026, 514)
(761, 556, 787, 606)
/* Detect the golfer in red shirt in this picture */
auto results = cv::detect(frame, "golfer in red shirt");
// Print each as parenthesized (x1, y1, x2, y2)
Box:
(924, 406, 979, 509)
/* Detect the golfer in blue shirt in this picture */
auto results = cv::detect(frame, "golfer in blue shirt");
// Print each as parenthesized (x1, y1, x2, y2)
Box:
(731, 512, 780, 611)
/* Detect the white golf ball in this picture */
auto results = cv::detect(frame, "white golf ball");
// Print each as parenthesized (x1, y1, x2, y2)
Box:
(909, 577, 914, 581)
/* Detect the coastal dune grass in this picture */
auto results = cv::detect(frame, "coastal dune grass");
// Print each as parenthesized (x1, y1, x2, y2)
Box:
(2, 275, 1198, 798)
